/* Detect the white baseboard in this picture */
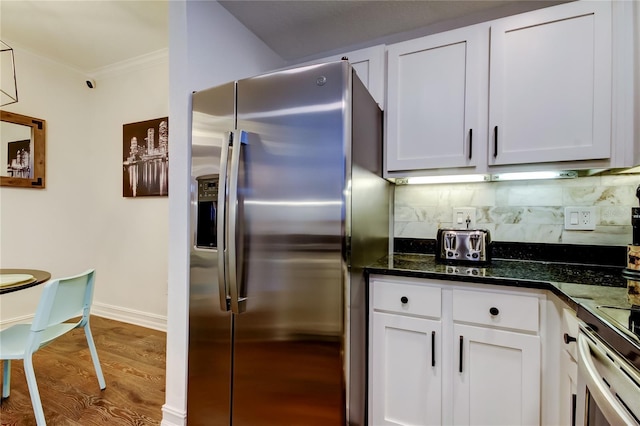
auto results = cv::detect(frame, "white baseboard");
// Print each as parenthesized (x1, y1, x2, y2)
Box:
(161, 404, 186, 426)
(92, 302, 167, 332)
(1, 305, 167, 332)
(0, 313, 34, 329)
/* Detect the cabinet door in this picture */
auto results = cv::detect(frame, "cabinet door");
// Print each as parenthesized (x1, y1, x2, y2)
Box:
(345, 46, 385, 108)
(371, 312, 442, 426)
(559, 350, 578, 426)
(453, 323, 541, 426)
(489, 1, 612, 165)
(297, 45, 385, 107)
(386, 25, 487, 171)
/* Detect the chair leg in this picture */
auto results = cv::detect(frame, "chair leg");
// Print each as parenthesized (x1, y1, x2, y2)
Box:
(84, 323, 106, 390)
(24, 355, 46, 426)
(2, 359, 10, 398)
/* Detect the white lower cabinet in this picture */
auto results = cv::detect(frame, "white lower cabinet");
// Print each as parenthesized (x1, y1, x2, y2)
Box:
(559, 350, 578, 426)
(452, 324, 540, 426)
(369, 276, 542, 426)
(559, 308, 580, 426)
(372, 313, 442, 425)
(370, 279, 443, 425)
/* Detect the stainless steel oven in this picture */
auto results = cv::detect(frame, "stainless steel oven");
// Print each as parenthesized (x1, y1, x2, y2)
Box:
(576, 324, 640, 425)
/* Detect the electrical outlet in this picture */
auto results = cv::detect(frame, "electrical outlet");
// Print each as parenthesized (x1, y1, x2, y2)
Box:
(564, 207, 596, 231)
(452, 207, 476, 229)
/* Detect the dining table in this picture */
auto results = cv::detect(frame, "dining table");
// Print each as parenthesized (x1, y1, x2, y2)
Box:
(0, 269, 51, 295)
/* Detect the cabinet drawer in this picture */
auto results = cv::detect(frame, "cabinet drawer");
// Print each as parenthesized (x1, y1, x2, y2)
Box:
(372, 280, 441, 318)
(452, 289, 539, 332)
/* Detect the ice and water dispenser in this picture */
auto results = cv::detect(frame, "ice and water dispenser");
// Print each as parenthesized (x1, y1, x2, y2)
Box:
(196, 175, 219, 249)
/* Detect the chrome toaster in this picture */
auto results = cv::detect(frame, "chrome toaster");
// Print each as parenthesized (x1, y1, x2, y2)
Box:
(436, 228, 491, 265)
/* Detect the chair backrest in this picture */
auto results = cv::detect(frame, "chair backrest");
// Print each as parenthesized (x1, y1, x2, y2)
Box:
(30, 269, 96, 334)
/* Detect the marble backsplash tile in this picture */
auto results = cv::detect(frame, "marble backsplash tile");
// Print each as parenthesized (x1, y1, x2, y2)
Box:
(394, 173, 640, 246)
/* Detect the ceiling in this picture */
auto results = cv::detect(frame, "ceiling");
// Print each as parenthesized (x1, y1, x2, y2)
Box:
(0, 0, 563, 74)
(1, 1, 169, 73)
(218, 0, 558, 61)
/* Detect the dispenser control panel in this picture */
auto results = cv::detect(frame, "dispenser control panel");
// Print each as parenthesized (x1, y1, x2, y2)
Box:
(196, 175, 219, 249)
(198, 177, 219, 202)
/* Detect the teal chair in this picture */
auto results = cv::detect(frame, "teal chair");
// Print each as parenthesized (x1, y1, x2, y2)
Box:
(0, 269, 105, 425)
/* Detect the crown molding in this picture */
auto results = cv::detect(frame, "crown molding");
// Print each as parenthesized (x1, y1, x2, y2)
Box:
(89, 48, 168, 79)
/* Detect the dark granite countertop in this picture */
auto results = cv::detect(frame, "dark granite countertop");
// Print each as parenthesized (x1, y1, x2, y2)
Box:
(365, 252, 639, 367)
(367, 253, 628, 308)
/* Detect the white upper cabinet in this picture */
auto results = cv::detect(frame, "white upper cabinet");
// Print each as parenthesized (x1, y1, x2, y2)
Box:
(384, 0, 633, 176)
(489, 1, 612, 166)
(296, 45, 385, 108)
(386, 25, 488, 172)
(343, 46, 385, 108)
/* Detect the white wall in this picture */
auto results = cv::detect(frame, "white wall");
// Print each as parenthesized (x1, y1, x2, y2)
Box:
(0, 46, 170, 331)
(88, 52, 170, 329)
(163, 2, 284, 425)
(1, 48, 95, 322)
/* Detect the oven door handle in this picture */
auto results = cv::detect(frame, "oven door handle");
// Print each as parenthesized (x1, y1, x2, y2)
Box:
(577, 332, 638, 425)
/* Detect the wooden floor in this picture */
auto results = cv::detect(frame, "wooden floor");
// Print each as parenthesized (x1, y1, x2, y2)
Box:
(0, 316, 166, 425)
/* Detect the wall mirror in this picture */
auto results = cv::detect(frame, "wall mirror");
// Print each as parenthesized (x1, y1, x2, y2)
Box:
(0, 111, 46, 188)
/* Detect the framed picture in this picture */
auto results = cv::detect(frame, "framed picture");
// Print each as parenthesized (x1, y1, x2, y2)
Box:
(122, 117, 168, 197)
(6, 139, 31, 178)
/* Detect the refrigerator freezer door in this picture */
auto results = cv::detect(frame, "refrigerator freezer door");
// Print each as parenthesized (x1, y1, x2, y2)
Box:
(188, 81, 235, 425)
(231, 62, 348, 425)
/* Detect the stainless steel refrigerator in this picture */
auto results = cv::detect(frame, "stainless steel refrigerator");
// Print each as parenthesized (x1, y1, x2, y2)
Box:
(188, 61, 389, 426)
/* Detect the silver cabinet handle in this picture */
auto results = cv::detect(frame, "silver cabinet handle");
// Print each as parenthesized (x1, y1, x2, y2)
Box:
(577, 333, 637, 425)
(227, 130, 248, 314)
(216, 132, 232, 312)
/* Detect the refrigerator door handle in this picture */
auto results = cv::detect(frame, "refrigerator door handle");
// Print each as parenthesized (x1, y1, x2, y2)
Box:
(228, 129, 248, 314)
(216, 131, 232, 311)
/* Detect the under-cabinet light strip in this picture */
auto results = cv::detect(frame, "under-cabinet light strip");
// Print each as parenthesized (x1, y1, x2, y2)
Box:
(404, 174, 489, 185)
(491, 170, 578, 181)
(401, 170, 578, 185)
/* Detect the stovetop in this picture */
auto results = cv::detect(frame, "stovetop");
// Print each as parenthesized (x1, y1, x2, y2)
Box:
(577, 302, 640, 371)
(595, 305, 640, 340)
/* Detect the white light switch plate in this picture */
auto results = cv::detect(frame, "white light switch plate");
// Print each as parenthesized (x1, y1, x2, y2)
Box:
(564, 207, 596, 231)
(452, 207, 476, 229)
